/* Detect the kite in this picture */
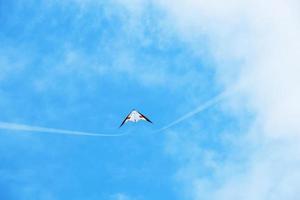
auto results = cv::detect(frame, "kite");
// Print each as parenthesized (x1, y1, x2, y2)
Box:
(0, 88, 234, 137)
(119, 109, 152, 127)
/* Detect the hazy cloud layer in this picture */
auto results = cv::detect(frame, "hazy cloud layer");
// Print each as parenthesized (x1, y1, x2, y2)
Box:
(154, 0, 300, 199)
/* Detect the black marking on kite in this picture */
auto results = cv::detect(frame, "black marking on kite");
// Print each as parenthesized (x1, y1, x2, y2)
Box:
(138, 111, 153, 124)
(119, 112, 130, 128)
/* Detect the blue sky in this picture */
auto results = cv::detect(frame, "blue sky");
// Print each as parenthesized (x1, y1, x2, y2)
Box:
(0, 1, 225, 199)
(1, 0, 300, 200)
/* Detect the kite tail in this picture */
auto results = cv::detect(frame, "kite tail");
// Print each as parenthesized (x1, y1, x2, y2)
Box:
(0, 122, 127, 137)
(153, 88, 237, 133)
(0, 87, 240, 137)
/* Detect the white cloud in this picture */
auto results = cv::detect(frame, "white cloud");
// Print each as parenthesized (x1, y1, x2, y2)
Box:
(157, 0, 300, 136)
(153, 0, 300, 199)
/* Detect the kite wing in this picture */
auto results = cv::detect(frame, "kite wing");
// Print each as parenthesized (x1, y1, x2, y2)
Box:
(119, 112, 131, 128)
(137, 111, 153, 123)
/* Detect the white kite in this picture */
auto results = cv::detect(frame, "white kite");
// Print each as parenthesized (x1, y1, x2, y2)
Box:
(119, 109, 153, 127)
(0, 89, 233, 137)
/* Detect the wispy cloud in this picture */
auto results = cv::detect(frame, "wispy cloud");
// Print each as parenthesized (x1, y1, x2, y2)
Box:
(153, 0, 300, 199)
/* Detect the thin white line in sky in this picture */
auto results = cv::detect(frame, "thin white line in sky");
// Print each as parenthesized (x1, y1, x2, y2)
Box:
(154, 88, 236, 133)
(0, 122, 126, 137)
